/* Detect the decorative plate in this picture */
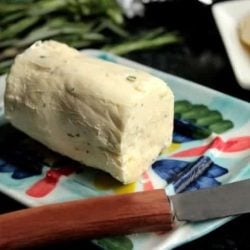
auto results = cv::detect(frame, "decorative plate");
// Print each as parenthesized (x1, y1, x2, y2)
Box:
(0, 50, 249, 250)
(212, 0, 250, 90)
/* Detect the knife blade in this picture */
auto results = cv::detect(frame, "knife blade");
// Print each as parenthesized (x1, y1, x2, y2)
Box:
(0, 179, 249, 249)
(169, 179, 250, 221)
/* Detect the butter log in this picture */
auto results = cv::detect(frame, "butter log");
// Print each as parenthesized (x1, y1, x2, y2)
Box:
(4, 40, 174, 184)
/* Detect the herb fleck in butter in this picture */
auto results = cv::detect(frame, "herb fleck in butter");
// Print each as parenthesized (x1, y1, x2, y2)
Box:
(126, 75, 136, 82)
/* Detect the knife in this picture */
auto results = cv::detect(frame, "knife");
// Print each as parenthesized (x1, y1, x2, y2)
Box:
(0, 179, 249, 249)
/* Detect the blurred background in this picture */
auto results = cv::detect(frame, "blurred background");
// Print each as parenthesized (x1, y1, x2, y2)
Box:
(0, 0, 250, 249)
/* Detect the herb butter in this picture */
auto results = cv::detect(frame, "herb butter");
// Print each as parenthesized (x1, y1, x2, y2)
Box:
(4, 40, 174, 184)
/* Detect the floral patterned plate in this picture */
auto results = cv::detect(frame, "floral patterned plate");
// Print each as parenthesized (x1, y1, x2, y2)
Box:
(0, 50, 249, 250)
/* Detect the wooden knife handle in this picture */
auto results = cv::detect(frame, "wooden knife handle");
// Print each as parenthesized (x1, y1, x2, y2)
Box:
(0, 189, 173, 249)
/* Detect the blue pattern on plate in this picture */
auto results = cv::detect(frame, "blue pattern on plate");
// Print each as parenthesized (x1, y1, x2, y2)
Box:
(152, 156, 228, 193)
(0, 159, 42, 179)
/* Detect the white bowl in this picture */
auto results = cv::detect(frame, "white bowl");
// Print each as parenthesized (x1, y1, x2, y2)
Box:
(212, 0, 250, 89)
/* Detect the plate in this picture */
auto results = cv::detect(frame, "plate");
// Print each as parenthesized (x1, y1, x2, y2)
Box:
(212, 0, 250, 90)
(0, 50, 249, 250)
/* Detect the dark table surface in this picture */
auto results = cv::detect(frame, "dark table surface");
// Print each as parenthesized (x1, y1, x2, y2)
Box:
(1, 0, 249, 249)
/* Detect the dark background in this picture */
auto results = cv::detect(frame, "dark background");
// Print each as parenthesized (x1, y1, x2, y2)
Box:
(1, 0, 249, 249)
(126, 0, 249, 102)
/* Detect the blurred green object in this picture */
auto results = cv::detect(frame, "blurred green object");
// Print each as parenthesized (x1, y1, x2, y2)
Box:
(0, 0, 181, 74)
